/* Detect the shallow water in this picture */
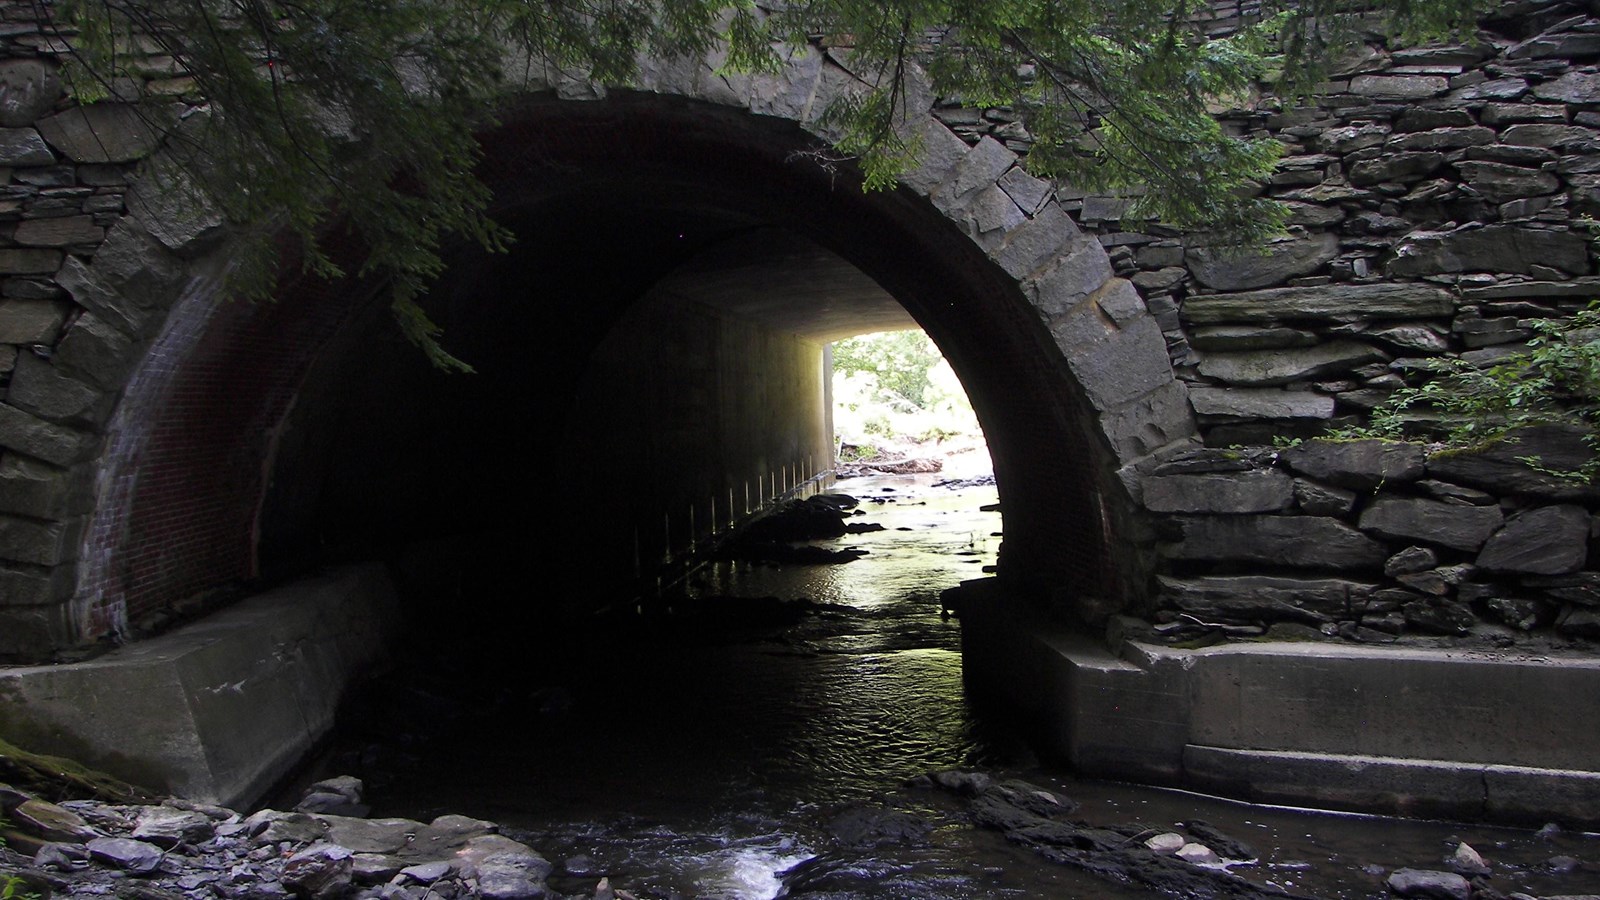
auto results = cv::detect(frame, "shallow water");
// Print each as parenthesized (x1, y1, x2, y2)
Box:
(307, 473, 1600, 900)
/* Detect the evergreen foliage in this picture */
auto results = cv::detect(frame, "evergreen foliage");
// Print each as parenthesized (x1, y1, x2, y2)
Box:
(45, 0, 1490, 364)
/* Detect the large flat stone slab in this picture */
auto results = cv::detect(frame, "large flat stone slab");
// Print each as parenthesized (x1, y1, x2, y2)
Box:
(1181, 283, 1456, 324)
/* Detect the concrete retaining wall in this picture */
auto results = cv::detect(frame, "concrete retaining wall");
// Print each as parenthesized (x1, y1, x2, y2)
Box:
(959, 576, 1600, 826)
(0, 565, 397, 807)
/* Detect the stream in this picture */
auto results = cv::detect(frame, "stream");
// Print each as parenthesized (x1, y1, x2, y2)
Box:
(287, 472, 1600, 899)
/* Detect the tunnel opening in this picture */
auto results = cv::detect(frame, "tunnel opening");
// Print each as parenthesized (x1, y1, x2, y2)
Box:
(829, 328, 991, 483)
(234, 93, 1122, 654)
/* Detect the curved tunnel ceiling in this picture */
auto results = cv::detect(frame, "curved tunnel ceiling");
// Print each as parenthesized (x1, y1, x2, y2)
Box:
(655, 227, 917, 342)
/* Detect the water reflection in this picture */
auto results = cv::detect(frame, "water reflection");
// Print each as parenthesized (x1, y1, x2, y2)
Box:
(312, 473, 1599, 900)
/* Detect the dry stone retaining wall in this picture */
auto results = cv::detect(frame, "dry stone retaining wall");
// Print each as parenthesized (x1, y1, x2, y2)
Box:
(974, 0, 1600, 644)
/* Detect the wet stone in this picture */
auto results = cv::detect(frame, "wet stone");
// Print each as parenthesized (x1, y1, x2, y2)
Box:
(399, 861, 452, 884)
(244, 810, 327, 846)
(12, 797, 97, 843)
(1146, 833, 1186, 854)
(826, 804, 932, 849)
(1448, 841, 1491, 876)
(281, 843, 354, 900)
(132, 805, 214, 848)
(1387, 867, 1471, 900)
(86, 836, 164, 874)
(1176, 843, 1219, 865)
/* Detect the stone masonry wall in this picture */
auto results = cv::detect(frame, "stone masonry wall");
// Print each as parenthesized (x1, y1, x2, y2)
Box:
(939, 0, 1600, 644)
(5, 0, 1600, 658)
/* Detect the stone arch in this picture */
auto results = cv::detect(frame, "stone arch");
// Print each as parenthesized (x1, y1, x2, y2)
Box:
(0, 47, 1195, 658)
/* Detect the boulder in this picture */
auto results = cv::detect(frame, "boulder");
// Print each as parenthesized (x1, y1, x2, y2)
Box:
(86, 836, 164, 874)
(282, 843, 355, 900)
(1141, 469, 1294, 514)
(1389, 126, 1495, 151)
(1389, 225, 1590, 276)
(1187, 326, 1319, 352)
(1485, 596, 1542, 630)
(1447, 841, 1491, 876)
(1415, 480, 1496, 506)
(1359, 496, 1503, 551)
(244, 810, 329, 846)
(0, 127, 53, 166)
(12, 798, 97, 843)
(1427, 426, 1599, 501)
(825, 804, 932, 849)
(1294, 479, 1358, 516)
(132, 806, 214, 848)
(1386, 868, 1470, 900)
(1477, 505, 1589, 575)
(1159, 575, 1375, 623)
(1533, 70, 1600, 104)
(1385, 546, 1439, 577)
(1454, 161, 1561, 203)
(457, 834, 552, 900)
(1186, 233, 1339, 291)
(0, 60, 62, 128)
(1188, 386, 1335, 420)
(1160, 517, 1388, 569)
(1280, 440, 1427, 491)
(1196, 341, 1387, 387)
(35, 104, 168, 163)
(317, 816, 420, 854)
(1349, 151, 1445, 184)
(1349, 74, 1448, 99)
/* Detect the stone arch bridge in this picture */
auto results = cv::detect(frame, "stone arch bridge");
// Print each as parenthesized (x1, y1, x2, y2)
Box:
(1, 1, 1599, 821)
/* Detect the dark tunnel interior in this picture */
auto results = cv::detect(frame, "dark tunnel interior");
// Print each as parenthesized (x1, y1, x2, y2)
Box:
(247, 96, 1120, 653)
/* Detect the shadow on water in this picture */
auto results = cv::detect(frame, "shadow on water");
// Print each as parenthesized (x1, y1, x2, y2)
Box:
(291, 473, 1600, 900)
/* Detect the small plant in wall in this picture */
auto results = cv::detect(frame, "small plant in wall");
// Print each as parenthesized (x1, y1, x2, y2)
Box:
(1346, 302, 1600, 481)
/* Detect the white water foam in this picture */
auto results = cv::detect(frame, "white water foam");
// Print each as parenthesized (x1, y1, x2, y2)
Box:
(690, 845, 814, 900)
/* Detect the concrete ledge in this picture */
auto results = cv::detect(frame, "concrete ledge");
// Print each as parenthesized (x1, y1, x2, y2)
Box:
(0, 565, 398, 807)
(957, 578, 1600, 827)
(1185, 746, 1600, 826)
